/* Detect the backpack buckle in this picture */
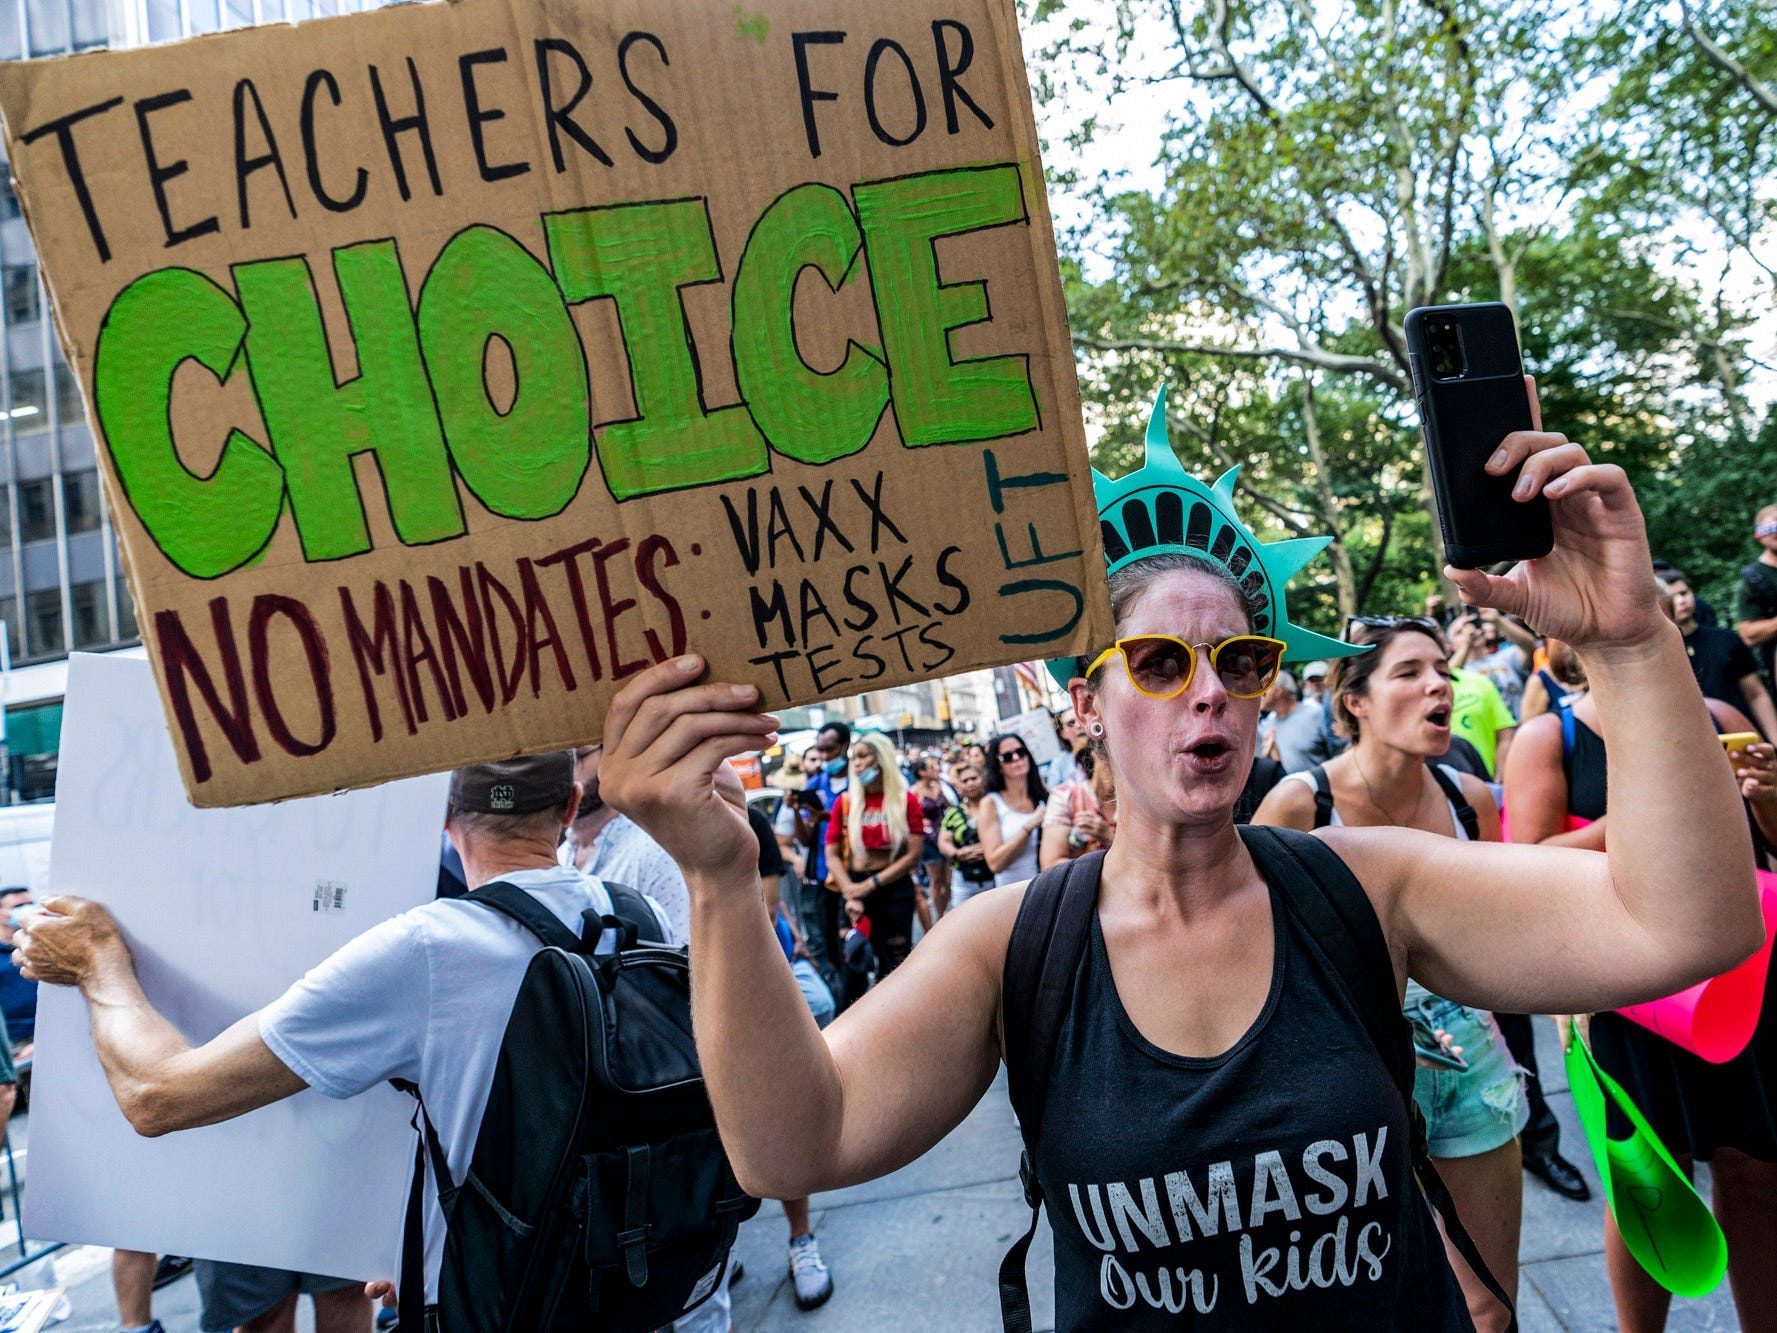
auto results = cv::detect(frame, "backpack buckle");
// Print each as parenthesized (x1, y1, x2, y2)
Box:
(1017, 1151, 1042, 1210)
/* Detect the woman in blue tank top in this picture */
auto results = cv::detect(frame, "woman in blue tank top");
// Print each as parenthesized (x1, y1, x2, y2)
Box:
(599, 412, 1767, 1331)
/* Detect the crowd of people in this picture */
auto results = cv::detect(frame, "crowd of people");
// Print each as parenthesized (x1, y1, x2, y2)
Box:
(10, 429, 1777, 1333)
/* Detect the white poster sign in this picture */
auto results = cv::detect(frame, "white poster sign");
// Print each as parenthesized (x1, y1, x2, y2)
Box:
(999, 707, 1063, 768)
(25, 653, 447, 1279)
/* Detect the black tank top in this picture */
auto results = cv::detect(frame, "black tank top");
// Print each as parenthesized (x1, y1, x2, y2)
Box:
(1562, 715, 1609, 821)
(1033, 873, 1472, 1329)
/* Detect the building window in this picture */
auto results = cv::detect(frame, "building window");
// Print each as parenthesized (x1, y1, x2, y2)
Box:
(71, 579, 106, 648)
(0, 175, 19, 222)
(63, 470, 101, 534)
(17, 480, 52, 543)
(54, 360, 83, 426)
(25, 588, 62, 657)
(26, 0, 70, 55)
(7, 701, 62, 802)
(3, 268, 38, 326)
(0, 483, 10, 546)
(144, 0, 180, 41)
(7, 368, 45, 433)
(117, 582, 139, 642)
(71, 0, 109, 49)
(0, 598, 16, 661)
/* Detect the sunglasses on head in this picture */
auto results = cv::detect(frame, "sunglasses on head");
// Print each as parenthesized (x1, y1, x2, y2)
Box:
(1084, 634, 1286, 701)
(1344, 614, 1439, 643)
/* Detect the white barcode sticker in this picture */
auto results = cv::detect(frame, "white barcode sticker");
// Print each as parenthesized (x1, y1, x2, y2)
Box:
(312, 881, 348, 914)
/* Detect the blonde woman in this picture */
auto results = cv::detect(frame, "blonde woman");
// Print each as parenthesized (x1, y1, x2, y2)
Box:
(825, 733, 926, 984)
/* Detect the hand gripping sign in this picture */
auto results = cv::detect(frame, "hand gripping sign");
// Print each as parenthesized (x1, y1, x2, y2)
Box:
(0, 0, 1111, 806)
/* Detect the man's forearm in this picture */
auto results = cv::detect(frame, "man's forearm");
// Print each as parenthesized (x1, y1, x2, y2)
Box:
(1739, 616, 1777, 647)
(82, 961, 196, 1132)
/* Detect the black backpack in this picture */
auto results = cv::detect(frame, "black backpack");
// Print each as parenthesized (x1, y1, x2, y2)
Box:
(997, 828, 1514, 1333)
(395, 880, 759, 1332)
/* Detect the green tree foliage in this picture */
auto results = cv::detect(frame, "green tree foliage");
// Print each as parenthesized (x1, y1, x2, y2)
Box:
(1032, 0, 1776, 629)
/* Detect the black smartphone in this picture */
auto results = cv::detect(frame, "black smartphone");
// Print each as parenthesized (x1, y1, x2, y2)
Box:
(1408, 1014, 1469, 1072)
(1405, 302, 1553, 568)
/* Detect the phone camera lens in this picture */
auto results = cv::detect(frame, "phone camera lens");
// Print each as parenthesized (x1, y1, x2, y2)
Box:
(1427, 318, 1467, 380)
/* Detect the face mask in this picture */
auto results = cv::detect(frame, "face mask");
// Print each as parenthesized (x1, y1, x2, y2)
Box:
(824, 757, 847, 776)
(7, 906, 33, 931)
(859, 766, 882, 787)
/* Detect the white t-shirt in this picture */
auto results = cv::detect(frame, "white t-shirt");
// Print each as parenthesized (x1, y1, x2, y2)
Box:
(259, 864, 673, 1300)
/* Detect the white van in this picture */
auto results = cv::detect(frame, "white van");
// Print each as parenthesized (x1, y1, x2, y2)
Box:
(0, 804, 53, 894)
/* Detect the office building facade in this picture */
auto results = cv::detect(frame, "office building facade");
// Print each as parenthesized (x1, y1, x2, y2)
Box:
(0, 0, 388, 798)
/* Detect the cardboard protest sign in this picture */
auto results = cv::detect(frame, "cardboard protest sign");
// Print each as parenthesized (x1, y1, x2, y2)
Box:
(27, 653, 444, 1277)
(0, 0, 1110, 806)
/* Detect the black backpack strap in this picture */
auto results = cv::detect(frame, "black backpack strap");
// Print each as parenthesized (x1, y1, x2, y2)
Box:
(1427, 764, 1481, 841)
(998, 851, 1103, 1333)
(391, 1078, 454, 1333)
(465, 880, 587, 951)
(1238, 825, 1516, 1331)
(1306, 764, 1336, 829)
(603, 883, 669, 947)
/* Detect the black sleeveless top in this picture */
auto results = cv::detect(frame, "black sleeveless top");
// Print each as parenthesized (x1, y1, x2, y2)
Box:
(1562, 715, 1609, 821)
(1033, 869, 1473, 1329)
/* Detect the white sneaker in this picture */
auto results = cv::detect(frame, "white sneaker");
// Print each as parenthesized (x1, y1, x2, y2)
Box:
(787, 1232, 834, 1311)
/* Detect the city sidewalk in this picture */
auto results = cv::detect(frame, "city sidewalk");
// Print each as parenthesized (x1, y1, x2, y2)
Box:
(19, 1019, 1748, 1330)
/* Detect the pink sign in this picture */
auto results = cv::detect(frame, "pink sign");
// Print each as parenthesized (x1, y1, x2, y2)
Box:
(1615, 869, 1777, 1064)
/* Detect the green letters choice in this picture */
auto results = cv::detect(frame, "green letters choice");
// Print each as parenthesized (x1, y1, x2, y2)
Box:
(855, 164, 1039, 447)
(93, 268, 285, 579)
(546, 199, 768, 501)
(732, 184, 888, 464)
(237, 241, 464, 561)
(418, 226, 590, 519)
(90, 164, 1044, 572)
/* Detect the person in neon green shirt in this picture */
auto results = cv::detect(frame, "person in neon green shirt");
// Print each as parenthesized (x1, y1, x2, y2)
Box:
(1450, 667, 1517, 777)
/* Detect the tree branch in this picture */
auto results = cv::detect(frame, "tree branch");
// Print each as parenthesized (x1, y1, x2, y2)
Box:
(1073, 333, 1409, 392)
(1681, 0, 1777, 118)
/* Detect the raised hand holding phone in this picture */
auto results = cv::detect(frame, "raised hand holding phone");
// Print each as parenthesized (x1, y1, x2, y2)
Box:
(1407, 302, 1553, 568)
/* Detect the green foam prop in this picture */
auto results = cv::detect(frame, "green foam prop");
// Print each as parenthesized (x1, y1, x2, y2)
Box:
(1045, 387, 1367, 690)
(1565, 1031, 1727, 1297)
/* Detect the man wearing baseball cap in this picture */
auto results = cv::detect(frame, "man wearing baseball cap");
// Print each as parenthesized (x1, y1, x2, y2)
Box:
(10, 751, 671, 1315)
(1736, 504, 1777, 687)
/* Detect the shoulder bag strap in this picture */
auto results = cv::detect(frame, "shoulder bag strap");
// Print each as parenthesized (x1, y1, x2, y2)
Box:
(1306, 764, 1336, 829)
(998, 850, 1103, 1333)
(1238, 825, 1517, 1330)
(602, 883, 668, 946)
(1427, 764, 1481, 841)
(391, 1078, 454, 1332)
(464, 880, 586, 952)
(1560, 699, 1576, 759)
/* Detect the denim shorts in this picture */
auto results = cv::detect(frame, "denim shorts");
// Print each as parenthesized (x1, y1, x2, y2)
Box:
(1409, 995, 1530, 1159)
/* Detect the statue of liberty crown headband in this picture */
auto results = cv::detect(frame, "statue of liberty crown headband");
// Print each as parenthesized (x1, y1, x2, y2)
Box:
(1045, 388, 1370, 690)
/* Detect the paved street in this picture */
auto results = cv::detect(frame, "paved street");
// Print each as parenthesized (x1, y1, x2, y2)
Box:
(9, 1019, 1748, 1330)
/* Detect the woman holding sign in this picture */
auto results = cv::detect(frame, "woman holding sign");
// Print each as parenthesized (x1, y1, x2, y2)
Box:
(599, 390, 1763, 1330)
(1505, 612, 1777, 1332)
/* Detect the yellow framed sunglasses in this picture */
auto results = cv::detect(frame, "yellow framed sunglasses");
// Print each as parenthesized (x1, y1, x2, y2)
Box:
(1083, 634, 1288, 700)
